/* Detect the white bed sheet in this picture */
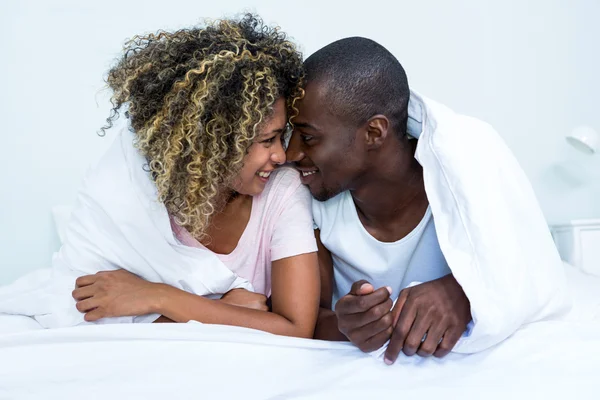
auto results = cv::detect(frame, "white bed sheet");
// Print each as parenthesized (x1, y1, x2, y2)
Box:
(0, 319, 599, 399)
(1, 263, 599, 399)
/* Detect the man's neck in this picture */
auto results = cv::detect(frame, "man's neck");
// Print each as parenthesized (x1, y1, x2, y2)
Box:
(350, 139, 428, 233)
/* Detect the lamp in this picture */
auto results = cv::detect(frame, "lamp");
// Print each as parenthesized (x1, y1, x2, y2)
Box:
(566, 126, 599, 155)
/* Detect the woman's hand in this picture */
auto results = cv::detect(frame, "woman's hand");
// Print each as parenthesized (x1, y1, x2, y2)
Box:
(72, 270, 158, 321)
(220, 288, 269, 311)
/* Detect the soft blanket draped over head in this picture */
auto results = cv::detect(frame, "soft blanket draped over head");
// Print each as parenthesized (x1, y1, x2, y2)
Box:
(406, 91, 570, 353)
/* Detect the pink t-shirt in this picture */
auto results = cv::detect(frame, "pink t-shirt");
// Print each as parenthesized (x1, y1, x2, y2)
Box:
(170, 166, 318, 295)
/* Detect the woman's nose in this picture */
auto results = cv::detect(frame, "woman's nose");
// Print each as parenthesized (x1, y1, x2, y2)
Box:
(285, 131, 304, 163)
(271, 139, 286, 165)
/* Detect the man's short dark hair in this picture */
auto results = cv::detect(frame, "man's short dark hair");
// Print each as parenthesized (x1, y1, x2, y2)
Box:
(304, 37, 410, 135)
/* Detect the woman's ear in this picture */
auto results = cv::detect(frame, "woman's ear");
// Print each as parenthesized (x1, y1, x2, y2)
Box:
(364, 115, 390, 149)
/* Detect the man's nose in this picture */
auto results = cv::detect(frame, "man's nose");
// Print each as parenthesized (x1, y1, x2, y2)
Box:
(285, 131, 304, 163)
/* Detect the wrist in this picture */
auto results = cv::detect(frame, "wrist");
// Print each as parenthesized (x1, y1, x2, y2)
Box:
(147, 283, 171, 315)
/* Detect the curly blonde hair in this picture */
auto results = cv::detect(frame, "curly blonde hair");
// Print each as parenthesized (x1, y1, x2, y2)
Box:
(102, 14, 305, 241)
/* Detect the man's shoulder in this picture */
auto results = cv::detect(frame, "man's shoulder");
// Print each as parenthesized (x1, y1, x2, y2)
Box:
(312, 191, 349, 230)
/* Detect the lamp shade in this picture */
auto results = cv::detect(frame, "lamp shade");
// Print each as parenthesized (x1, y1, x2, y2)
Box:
(566, 126, 599, 155)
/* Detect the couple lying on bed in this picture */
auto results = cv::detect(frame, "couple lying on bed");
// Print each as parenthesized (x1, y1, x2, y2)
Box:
(66, 13, 569, 364)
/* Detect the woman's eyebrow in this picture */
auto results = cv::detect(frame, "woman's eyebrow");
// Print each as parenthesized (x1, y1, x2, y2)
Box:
(266, 125, 288, 134)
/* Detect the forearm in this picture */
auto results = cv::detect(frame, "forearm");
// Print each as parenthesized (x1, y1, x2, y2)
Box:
(313, 307, 348, 341)
(152, 284, 314, 338)
(152, 315, 175, 323)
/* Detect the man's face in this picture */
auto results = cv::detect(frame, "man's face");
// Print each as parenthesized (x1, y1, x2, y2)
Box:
(286, 83, 364, 201)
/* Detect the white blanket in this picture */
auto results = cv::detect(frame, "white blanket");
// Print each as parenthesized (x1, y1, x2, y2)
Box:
(0, 125, 252, 328)
(407, 91, 571, 353)
(2, 264, 598, 398)
(0, 319, 598, 399)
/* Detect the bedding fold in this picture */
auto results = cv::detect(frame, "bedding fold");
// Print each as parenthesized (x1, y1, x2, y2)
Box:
(0, 122, 253, 328)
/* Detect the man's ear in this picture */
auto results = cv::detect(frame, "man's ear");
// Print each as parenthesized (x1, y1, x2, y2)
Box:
(364, 115, 390, 149)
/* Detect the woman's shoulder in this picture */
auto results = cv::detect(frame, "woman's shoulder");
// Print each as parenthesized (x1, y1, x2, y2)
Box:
(262, 166, 307, 200)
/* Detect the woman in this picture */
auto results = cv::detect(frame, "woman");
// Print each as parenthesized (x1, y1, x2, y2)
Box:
(70, 14, 320, 338)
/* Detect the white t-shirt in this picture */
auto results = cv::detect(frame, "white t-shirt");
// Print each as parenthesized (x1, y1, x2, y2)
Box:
(313, 191, 451, 306)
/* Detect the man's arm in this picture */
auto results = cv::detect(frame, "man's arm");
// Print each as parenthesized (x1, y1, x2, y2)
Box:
(313, 230, 394, 352)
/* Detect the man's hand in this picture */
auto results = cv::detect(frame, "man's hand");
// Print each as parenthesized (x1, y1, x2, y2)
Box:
(220, 288, 269, 312)
(334, 280, 394, 352)
(384, 274, 471, 364)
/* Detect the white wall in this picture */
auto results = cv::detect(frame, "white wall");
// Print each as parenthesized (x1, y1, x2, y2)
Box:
(1, 0, 599, 284)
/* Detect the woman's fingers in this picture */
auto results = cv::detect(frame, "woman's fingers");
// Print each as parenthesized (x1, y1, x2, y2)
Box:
(72, 285, 96, 300)
(84, 308, 105, 322)
(75, 298, 100, 313)
(75, 274, 97, 287)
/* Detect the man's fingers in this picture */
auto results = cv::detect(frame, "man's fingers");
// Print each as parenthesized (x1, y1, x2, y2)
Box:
(72, 285, 96, 301)
(346, 305, 393, 345)
(384, 302, 417, 364)
(75, 274, 96, 288)
(433, 327, 464, 358)
(402, 313, 431, 357)
(417, 323, 445, 357)
(391, 288, 409, 326)
(335, 286, 391, 315)
(340, 298, 393, 330)
(358, 324, 394, 353)
(349, 280, 374, 296)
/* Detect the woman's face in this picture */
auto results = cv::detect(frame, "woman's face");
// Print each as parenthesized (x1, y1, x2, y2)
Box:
(232, 97, 288, 196)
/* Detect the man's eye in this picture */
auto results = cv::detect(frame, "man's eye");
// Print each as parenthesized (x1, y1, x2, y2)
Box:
(302, 134, 313, 143)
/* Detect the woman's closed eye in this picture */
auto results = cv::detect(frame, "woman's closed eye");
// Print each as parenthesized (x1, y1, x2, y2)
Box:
(260, 134, 278, 145)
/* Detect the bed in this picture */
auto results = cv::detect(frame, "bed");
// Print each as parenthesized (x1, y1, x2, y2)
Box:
(0, 210, 599, 399)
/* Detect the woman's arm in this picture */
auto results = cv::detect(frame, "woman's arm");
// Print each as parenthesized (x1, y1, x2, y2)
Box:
(73, 252, 320, 339)
(312, 229, 348, 341)
(154, 251, 320, 338)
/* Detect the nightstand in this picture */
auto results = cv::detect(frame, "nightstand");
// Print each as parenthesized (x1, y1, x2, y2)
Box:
(550, 219, 600, 277)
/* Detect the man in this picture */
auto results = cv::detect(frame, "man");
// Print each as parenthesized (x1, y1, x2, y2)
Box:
(286, 37, 569, 364)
